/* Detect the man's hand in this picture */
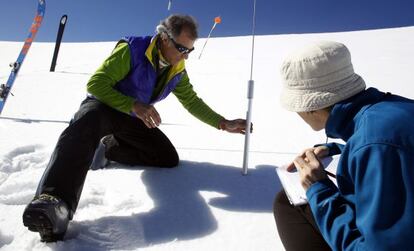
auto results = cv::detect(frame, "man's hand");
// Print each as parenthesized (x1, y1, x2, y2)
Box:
(132, 101, 161, 128)
(219, 119, 253, 134)
(293, 150, 328, 191)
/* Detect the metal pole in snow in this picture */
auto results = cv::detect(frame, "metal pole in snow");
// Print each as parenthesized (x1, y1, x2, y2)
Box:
(242, 0, 257, 175)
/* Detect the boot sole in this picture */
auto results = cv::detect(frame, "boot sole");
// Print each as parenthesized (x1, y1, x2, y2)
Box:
(23, 207, 65, 242)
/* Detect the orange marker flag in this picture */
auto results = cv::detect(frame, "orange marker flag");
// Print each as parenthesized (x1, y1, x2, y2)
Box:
(215, 16, 221, 25)
(198, 16, 222, 59)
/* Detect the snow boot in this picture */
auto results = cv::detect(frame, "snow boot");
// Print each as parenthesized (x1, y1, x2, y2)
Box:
(23, 194, 70, 242)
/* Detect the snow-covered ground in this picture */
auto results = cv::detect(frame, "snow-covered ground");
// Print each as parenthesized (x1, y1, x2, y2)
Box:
(1, 26, 413, 250)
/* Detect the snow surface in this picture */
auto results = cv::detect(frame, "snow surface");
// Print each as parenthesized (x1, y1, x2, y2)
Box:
(1, 26, 414, 250)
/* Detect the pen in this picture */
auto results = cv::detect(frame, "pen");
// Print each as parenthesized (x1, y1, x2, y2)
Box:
(325, 170, 336, 179)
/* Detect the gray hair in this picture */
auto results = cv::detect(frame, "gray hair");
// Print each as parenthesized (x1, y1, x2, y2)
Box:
(156, 14, 198, 40)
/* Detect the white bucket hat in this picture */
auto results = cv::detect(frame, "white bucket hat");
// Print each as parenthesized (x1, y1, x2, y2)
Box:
(280, 41, 366, 112)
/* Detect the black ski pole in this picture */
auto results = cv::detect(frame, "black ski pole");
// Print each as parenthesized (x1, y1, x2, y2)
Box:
(50, 14, 68, 72)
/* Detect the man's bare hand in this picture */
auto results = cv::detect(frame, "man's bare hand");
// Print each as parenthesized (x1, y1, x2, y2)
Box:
(132, 101, 161, 128)
(219, 119, 253, 134)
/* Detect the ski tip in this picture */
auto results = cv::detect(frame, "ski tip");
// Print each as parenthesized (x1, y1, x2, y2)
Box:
(38, 0, 46, 13)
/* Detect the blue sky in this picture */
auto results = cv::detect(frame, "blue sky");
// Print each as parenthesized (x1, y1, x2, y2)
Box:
(0, 0, 414, 42)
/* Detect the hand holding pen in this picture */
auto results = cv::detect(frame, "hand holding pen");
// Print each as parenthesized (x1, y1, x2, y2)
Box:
(287, 145, 336, 191)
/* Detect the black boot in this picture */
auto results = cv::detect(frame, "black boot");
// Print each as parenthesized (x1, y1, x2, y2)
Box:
(23, 194, 70, 242)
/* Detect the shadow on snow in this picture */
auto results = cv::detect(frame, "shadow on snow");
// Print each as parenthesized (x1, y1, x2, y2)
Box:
(56, 160, 282, 250)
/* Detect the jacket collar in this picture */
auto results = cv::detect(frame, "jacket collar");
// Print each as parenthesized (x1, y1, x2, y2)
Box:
(325, 88, 387, 141)
(145, 35, 186, 77)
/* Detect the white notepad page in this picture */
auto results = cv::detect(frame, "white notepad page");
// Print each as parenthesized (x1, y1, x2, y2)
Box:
(275, 155, 339, 206)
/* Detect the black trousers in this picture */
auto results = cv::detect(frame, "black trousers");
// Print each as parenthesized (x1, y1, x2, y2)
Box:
(35, 98, 179, 216)
(273, 190, 332, 251)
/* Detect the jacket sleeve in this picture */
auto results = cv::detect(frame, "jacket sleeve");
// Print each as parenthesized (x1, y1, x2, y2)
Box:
(306, 144, 407, 251)
(172, 72, 224, 128)
(86, 42, 136, 114)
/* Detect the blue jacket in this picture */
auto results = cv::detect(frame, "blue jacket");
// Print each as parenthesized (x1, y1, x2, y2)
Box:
(115, 36, 185, 104)
(307, 88, 414, 251)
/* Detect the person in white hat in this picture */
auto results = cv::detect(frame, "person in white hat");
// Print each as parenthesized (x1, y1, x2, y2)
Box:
(273, 41, 414, 251)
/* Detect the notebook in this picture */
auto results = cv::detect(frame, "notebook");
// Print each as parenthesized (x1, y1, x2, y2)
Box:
(275, 155, 339, 206)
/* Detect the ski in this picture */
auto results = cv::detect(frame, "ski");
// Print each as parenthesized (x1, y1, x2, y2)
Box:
(0, 0, 46, 114)
(50, 14, 68, 72)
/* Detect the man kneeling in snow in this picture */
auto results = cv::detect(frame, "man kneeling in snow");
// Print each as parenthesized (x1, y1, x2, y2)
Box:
(22, 14, 248, 242)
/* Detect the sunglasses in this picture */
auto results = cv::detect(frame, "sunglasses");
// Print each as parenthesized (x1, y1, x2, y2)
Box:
(167, 34, 194, 54)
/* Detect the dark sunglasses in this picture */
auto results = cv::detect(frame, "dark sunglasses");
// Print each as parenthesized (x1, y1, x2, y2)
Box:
(167, 34, 194, 54)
